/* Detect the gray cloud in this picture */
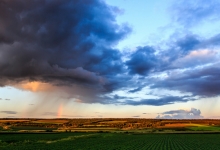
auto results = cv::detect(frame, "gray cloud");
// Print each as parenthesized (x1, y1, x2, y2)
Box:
(132, 115, 140, 117)
(0, 111, 17, 114)
(151, 63, 220, 97)
(156, 108, 203, 119)
(123, 96, 195, 106)
(126, 46, 157, 75)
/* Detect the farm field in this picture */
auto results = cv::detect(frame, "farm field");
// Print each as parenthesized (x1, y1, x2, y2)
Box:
(1, 118, 220, 133)
(1, 132, 220, 150)
(0, 119, 220, 149)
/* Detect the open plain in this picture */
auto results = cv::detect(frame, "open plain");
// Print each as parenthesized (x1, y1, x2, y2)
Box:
(1, 118, 220, 149)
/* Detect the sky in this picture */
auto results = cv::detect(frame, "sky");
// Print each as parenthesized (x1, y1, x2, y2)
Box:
(0, 0, 220, 119)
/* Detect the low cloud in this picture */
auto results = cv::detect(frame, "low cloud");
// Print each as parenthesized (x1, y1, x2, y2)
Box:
(156, 108, 203, 119)
(0, 111, 17, 114)
(132, 115, 140, 117)
(42, 112, 57, 116)
(124, 96, 194, 106)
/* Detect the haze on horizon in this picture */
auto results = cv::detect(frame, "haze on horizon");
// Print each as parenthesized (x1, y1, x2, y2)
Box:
(0, 0, 220, 119)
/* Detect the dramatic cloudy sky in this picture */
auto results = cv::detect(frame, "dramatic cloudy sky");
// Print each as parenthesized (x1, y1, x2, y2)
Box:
(0, 0, 220, 119)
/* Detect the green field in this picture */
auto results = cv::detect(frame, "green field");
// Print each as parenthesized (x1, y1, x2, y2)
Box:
(1, 132, 220, 150)
(187, 125, 220, 131)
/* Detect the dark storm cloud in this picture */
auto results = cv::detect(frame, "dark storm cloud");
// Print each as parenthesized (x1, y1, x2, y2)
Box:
(0, 0, 130, 82)
(171, 0, 220, 26)
(0, 0, 131, 101)
(126, 46, 157, 75)
(156, 108, 203, 119)
(124, 96, 193, 106)
(1, 0, 220, 107)
(0, 111, 17, 114)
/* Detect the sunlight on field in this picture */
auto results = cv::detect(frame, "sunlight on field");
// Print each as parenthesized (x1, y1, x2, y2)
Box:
(99, 121, 127, 124)
(31, 120, 69, 124)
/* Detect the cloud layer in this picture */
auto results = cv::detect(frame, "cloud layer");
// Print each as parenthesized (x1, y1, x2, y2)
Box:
(156, 108, 203, 119)
(1, 0, 220, 106)
(0, 111, 17, 114)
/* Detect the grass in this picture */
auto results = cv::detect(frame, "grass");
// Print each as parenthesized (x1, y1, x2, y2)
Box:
(188, 125, 220, 131)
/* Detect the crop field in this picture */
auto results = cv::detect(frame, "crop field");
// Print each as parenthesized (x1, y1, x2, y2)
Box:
(188, 125, 220, 131)
(1, 132, 220, 150)
(11, 126, 58, 131)
(31, 119, 69, 124)
(99, 120, 127, 124)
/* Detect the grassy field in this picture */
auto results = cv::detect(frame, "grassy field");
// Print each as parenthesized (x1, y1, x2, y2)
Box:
(0, 132, 220, 150)
(187, 125, 220, 131)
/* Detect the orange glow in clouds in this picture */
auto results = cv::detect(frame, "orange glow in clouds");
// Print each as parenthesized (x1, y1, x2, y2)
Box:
(15, 81, 55, 92)
(57, 104, 63, 118)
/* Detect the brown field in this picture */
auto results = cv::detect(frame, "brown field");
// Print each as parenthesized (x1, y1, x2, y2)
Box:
(0, 118, 220, 133)
(61, 127, 117, 130)
(163, 123, 192, 128)
(31, 119, 69, 124)
(83, 124, 110, 127)
(0, 120, 29, 122)
(99, 121, 127, 124)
